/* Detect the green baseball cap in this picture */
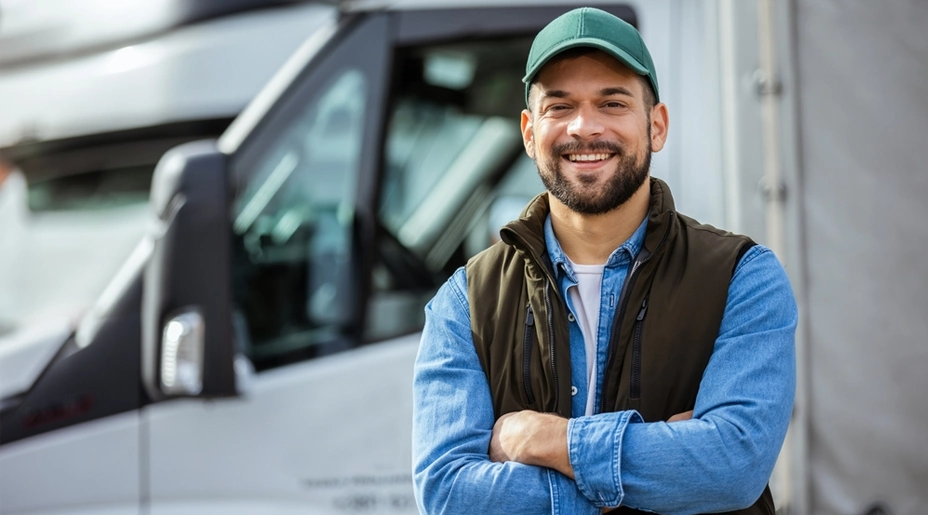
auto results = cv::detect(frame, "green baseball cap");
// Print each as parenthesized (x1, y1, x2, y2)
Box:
(523, 7, 659, 106)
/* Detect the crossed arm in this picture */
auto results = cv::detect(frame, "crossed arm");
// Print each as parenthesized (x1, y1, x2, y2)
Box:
(488, 409, 693, 480)
(412, 247, 797, 514)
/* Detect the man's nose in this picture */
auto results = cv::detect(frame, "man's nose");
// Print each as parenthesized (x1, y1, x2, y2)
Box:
(566, 105, 605, 139)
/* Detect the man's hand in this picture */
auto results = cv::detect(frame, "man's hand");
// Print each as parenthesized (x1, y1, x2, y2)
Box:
(488, 410, 574, 479)
(487, 412, 518, 463)
(668, 410, 693, 422)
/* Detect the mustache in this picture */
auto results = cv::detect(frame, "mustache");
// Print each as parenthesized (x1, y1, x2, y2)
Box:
(551, 140, 624, 156)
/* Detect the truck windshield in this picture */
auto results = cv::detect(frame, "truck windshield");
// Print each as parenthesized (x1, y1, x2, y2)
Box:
(0, 129, 225, 336)
(0, 167, 151, 336)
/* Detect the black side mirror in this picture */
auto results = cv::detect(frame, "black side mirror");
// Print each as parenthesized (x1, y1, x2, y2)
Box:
(142, 140, 236, 401)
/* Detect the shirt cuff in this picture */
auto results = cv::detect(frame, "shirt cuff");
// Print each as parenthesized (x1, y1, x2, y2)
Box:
(548, 468, 599, 515)
(567, 410, 644, 507)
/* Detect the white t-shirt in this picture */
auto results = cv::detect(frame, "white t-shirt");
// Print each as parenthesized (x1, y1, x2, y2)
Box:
(566, 258, 605, 416)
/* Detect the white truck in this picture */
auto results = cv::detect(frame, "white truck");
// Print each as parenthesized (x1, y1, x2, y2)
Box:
(0, 1, 761, 513)
(1, 2, 719, 512)
(4, 1, 923, 514)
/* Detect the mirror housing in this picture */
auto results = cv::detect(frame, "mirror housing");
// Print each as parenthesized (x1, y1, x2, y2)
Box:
(142, 140, 237, 401)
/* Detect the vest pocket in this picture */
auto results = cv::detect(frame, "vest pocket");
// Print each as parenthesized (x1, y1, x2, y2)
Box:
(630, 299, 648, 400)
(522, 305, 536, 406)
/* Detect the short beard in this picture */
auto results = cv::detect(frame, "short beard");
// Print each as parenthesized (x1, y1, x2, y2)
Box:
(535, 132, 652, 215)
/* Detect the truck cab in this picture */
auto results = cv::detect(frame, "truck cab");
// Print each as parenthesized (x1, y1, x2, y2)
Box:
(0, 2, 731, 513)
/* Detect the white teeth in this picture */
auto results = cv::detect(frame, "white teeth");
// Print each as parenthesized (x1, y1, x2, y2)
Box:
(567, 153, 611, 162)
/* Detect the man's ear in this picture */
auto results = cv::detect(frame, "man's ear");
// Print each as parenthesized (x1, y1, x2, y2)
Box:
(649, 102, 669, 153)
(521, 109, 535, 159)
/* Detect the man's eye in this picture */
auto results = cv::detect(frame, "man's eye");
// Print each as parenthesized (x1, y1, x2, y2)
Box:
(604, 101, 626, 108)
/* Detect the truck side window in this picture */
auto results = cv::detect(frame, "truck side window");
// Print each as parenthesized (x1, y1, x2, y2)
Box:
(365, 38, 543, 342)
(227, 14, 391, 370)
(231, 66, 367, 370)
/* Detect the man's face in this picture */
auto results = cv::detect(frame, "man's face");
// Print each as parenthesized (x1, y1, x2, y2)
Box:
(521, 50, 665, 215)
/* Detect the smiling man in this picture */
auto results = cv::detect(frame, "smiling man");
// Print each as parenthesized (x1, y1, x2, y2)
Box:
(412, 7, 797, 515)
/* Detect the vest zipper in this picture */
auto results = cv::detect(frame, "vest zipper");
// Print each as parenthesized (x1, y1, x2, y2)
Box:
(629, 298, 648, 400)
(522, 305, 536, 406)
(544, 280, 559, 414)
(601, 212, 675, 413)
(500, 228, 567, 415)
(601, 251, 648, 412)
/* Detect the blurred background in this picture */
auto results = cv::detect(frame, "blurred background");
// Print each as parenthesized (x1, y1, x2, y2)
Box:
(0, 1, 926, 514)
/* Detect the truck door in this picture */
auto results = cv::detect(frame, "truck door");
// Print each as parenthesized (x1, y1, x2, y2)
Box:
(143, 12, 403, 514)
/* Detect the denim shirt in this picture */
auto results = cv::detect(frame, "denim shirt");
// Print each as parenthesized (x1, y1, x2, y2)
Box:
(412, 215, 798, 515)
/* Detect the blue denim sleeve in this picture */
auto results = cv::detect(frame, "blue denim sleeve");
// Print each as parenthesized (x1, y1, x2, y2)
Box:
(566, 245, 798, 514)
(412, 268, 598, 515)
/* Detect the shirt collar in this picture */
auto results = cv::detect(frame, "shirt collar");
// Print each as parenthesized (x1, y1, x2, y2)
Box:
(544, 214, 649, 283)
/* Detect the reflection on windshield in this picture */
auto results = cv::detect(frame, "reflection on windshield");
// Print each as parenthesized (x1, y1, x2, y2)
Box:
(28, 165, 153, 212)
(0, 165, 151, 336)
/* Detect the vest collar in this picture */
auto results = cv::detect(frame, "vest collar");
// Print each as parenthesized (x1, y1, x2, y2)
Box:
(500, 177, 679, 265)
(498, 192, 552, 276)
(643, 177, 679, 261)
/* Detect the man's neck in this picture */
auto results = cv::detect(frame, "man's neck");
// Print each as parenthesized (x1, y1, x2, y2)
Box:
(549, 180, 650, 265)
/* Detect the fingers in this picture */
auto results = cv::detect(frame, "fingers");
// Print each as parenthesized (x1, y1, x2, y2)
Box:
(488, 412, 517, 462)
(667, 410, 694, 422)
(488, 435, 508, 462)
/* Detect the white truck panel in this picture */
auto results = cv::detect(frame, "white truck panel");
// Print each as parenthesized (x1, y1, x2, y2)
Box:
(0, 411, 141, 514)
(146, 335, 420, 514)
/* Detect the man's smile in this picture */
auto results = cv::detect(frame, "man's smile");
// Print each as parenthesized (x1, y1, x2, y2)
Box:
(565, 153, 614, 162)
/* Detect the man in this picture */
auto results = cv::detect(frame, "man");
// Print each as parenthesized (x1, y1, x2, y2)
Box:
(412, 7, 796, 515)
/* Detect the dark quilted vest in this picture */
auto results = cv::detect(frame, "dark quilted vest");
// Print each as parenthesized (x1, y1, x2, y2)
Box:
(466, 178, 773, 514)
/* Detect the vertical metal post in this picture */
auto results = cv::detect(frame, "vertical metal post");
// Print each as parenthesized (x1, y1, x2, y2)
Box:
(756, 1, 809, 514)
(718, 0, 744, 235)
(756, 0, 791, 511)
